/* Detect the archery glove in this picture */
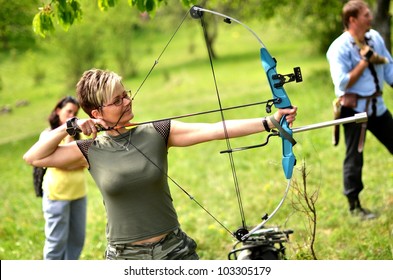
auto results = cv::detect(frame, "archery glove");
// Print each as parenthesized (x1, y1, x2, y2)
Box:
(360, 45, 388, 64)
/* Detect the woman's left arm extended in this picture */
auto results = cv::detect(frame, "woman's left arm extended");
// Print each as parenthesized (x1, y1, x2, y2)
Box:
(168, 107, 297, 147)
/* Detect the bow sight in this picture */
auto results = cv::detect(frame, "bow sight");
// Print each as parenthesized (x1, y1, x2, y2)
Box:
(272, 67, 303, 88)
(265, 67, 303, 113)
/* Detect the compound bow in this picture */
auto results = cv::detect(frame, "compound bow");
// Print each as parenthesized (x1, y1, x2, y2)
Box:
(189, 6, 302, 242)
(98, 6, 368, 259)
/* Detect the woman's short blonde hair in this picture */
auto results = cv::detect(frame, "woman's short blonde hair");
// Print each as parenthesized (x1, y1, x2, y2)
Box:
(76, 69, 123, 117)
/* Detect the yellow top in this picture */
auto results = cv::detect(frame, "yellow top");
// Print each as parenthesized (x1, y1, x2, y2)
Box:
(43, 167, 87, 200)
(41, 137, 87, 200)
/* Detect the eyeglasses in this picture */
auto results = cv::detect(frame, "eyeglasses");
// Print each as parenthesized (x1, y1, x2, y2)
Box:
(100, 90, 131, 108)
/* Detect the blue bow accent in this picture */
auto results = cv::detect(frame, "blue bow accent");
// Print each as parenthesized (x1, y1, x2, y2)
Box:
(260, 48, 298, 179)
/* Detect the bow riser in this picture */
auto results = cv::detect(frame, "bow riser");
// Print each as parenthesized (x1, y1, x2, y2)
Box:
(260, 47, 296, 179)
(260, 48, 292, 108)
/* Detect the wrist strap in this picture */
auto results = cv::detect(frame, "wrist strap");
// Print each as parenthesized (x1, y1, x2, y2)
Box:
(66, 117, 79, 136)
(262, 117, 271, 132)
(363, 49, 373, 62)
(269, 116, 297, 146)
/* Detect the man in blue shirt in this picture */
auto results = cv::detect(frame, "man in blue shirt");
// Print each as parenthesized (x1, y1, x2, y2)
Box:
(326, 0, 393, 220)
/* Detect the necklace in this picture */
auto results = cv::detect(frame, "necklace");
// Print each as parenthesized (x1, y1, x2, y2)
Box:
(105, 130, 132, 151)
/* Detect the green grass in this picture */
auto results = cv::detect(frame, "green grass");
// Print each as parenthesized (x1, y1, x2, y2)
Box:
(0, 13, 392, 260)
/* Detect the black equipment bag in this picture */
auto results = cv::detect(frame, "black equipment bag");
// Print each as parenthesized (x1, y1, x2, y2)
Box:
(33, 166, 47, 197)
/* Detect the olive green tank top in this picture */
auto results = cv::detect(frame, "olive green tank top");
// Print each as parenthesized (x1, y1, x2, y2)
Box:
(77, 121, 179, 244)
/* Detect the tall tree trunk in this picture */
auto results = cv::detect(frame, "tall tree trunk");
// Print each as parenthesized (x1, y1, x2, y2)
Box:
(373, 0, 391, 53)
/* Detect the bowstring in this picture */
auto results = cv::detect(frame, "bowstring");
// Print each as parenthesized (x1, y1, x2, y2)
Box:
(131, 10, 190, 101)
(198, 14, 247, 231)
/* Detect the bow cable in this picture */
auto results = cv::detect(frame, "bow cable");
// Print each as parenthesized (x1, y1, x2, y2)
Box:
(131, 10, 191, 101)
(197, 11, 248, 232)
(128, 140, 235, 238)
(95, 99, 278, 131)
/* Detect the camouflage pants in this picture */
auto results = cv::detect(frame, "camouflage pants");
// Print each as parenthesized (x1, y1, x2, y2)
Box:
(105, 228, 199, 260)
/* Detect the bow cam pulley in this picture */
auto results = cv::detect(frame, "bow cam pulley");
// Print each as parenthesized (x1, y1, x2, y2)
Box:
(190, 6, 203, 19)
(234, 227, 249, 241)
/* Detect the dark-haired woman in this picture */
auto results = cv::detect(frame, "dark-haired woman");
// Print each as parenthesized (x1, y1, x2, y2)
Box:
(40, 96, 87, 259)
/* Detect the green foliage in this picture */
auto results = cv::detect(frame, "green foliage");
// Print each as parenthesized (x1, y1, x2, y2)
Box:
(241, 0, 345, 53)
(33, 0, 82, 37)
(289, 0, 345, 52)
(32, 7, 55, 38)
(131, 0, 160, 13)
(56, 0, 83, 30)
(98, 0, 118, 11)
(30, 0, 389, 55)
(0, 0, 39, 50)
(32, 0, 172, 37)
